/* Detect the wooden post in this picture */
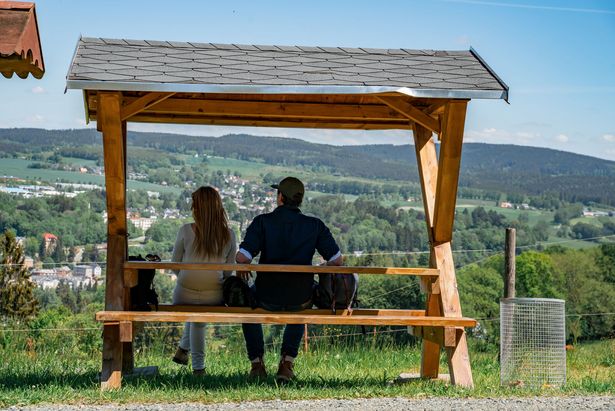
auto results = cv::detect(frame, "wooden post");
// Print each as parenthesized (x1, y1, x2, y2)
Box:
(413, 100, 474, 388)
(504, 228, 516, 298)
(413, 123, 442, 379)
(303, 324, 309, 353)
(119, 120, 134, 375)
(99, 92, 127, 390)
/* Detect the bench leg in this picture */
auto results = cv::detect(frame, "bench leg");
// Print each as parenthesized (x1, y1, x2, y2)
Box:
(445, 331, 473, 388)
(101, 323, 123, 390)
(420, 293, 441, 378)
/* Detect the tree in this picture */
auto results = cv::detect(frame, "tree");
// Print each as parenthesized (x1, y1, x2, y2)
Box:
(0, 230, 38, 321)
(53, 237, 66, 263)
(515, 251, 563, 299)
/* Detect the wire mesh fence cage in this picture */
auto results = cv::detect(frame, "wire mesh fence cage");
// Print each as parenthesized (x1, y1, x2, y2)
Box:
(500, 297, 566, 388)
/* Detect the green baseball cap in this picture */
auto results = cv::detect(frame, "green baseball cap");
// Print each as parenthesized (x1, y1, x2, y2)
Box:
(271, 176, 304, 202)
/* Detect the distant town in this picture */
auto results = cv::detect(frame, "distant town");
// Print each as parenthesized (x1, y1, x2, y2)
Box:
(2, 173, 278, 289)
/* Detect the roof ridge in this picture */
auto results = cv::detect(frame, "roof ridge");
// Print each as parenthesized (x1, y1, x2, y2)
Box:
(78, 37, 470, 57)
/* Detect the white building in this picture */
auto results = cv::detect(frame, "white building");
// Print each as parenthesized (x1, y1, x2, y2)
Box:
(73, 264, 102, 278)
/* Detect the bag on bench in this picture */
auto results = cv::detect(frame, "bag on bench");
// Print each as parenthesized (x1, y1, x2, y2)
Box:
(128, 254, 160, 311)
(222, 276, 255, 308)
(313, 272, 359, 312)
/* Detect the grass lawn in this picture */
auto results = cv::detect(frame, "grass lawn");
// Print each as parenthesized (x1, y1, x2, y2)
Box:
(0, 333, 613, 406)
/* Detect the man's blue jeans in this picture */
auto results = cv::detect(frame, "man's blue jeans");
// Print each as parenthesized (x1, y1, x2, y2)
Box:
(242, 291, 310, 360)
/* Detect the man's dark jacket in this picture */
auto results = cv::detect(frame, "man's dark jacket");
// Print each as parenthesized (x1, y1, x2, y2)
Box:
(239, 205, 340, 306)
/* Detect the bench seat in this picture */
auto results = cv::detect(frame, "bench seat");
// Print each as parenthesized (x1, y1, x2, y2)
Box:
(96, 305, 477, 327)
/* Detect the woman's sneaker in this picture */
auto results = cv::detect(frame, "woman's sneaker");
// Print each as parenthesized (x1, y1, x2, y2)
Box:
(172, 347, 189, 365)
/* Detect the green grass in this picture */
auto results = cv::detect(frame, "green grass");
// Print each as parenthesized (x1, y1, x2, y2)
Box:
(0, 332, 613, 406)
(61, 157, 98, 167)
(0, 158, 180, 194)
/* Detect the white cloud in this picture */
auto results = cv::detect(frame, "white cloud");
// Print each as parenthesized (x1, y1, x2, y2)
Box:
(554, 134, 569, 143)
(465, 128, 541, 144)
(603, 134, 615, 143)
(31, 86, 45, 94)
(25, 114, 45, 124)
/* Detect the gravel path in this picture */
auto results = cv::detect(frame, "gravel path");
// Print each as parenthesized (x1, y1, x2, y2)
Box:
(6, 396, 615, 411)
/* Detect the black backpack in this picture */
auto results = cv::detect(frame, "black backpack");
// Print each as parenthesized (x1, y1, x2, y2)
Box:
(222, 276, 256, 308)
(313, 272, 359, 313)
(128, 254, 160, 311)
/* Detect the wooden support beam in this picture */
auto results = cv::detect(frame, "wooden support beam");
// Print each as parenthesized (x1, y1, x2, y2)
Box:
(120, 120, 134, 375)
(116, 96, 407, 121)
(412, 103, 474, 387)
(376, 96, 440, 134)
(124, 269, 138, 288)
(413, 123, 442, 378)
(97, 311, 476, 327)
(152, 305, 427, 317)
(123, 261, 439, 277)
(101, 323, 122, 390)
(413, 124, 438, 234)
(432, 100, 467, 244)
(99, 91, 127, 390)
(408, 326, 462, 348)
(106, 113, 413, 130)
(119, 321, 133, 342)
(120, 92, 175, 121)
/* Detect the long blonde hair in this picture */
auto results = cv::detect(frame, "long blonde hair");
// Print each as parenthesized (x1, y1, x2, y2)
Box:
(191, 186, 230, 258)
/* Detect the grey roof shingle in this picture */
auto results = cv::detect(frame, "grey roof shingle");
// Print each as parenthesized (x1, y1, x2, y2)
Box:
(66, 37, 508, 100)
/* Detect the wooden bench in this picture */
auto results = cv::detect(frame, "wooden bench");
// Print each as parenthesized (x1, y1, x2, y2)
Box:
(96, 261, 476, 389)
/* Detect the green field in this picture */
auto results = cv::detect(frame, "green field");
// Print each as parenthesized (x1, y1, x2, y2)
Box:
(0, 331, 612, 406)
(0, 158, 180, 194)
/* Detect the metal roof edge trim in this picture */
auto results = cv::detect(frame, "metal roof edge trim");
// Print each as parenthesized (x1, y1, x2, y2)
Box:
(469, 47, 509, 103)
(66, 80, 506, 100)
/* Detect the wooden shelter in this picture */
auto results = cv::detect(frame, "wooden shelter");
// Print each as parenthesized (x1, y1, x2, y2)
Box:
(66, 37, 508, 390)
(0, 1, 44, 79)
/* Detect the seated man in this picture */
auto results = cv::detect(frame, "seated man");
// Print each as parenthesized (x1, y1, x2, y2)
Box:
(235, 176, 342, 382)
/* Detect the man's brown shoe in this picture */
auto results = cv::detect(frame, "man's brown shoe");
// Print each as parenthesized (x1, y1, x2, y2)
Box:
(172, 346, 189, 366)
(275, 359, 295, 383)
(192, 368, 205, 376)
(249, 359, 267, 380)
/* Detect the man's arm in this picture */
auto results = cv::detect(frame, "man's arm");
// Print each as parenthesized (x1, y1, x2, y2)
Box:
(235, 216, 262, 280)
(235, 249, 253, 281)
(325, 251, 343, 266)
(316, 220, 343, 265)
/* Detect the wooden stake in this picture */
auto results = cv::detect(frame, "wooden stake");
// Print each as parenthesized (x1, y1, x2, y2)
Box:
(504, 228, 516, 298)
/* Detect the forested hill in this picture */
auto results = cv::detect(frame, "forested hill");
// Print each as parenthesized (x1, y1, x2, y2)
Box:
(1, 128, 615, 204)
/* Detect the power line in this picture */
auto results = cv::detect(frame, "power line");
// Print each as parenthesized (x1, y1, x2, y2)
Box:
(1, 234, 613, 267)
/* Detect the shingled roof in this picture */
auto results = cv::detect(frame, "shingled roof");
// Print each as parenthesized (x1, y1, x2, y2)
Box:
(0, 1, 44, 79)
(66, 37, 508, 101)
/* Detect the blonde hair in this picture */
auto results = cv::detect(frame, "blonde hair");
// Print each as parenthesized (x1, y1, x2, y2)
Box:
(191, 186, 230, 258)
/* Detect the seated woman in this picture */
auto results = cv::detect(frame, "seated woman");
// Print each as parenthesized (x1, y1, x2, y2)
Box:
(171, 186, 237, 375)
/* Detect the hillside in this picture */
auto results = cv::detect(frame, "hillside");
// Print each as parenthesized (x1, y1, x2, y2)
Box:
(1, 128, 615, 205)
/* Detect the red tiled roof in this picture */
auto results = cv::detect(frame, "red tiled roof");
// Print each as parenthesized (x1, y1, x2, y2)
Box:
(0, 1, 44, 79)
(42, 232, 57, 240)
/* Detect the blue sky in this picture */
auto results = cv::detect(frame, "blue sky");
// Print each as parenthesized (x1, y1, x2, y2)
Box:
(1, 0, 614, 160)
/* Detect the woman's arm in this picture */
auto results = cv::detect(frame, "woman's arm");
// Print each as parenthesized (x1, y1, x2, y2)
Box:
(170, 225, 185, 275)
(223, 230, 237, 280)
